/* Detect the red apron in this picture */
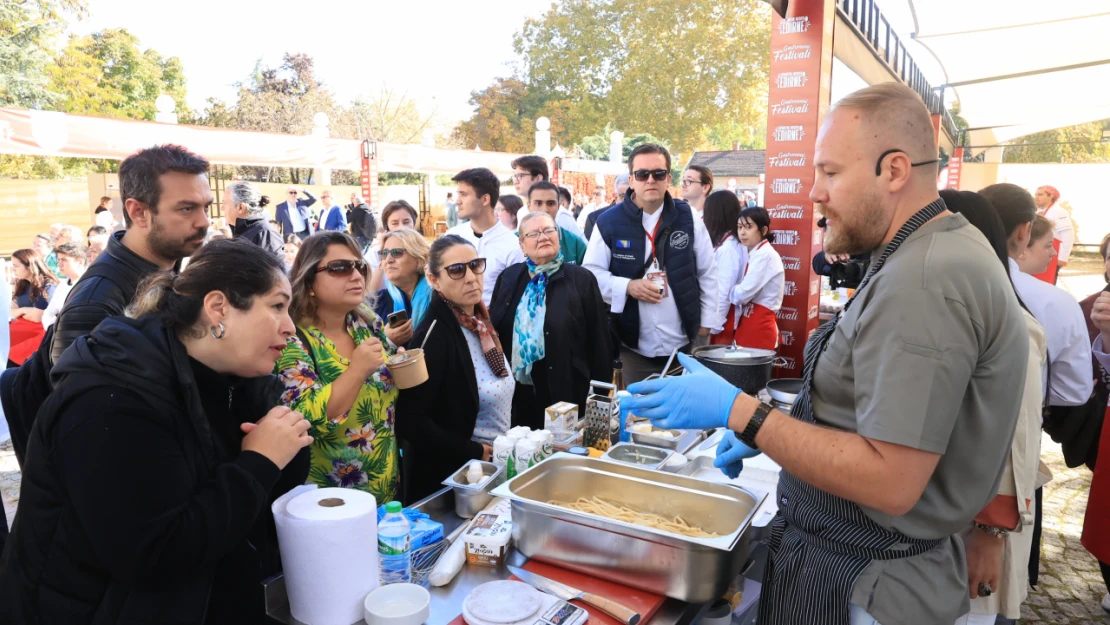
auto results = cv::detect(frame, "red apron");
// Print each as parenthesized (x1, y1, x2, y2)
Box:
(8, 317, 45, 365)
(1031, 207, 1061, 284)
(1081, 404, 1110, 563)
(724, 241, 780, 350)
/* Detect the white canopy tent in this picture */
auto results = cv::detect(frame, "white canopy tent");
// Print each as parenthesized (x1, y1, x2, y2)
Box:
(905, 0, 1110, 146)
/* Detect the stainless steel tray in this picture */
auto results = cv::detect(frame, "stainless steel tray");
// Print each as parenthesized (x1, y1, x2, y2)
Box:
(602, 442, 674, 470)
(629, 426, 707, 454)
(490, 454, 764, 602)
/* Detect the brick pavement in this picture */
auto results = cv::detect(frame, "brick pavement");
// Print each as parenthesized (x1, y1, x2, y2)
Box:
(1021, 438, 1108, 624)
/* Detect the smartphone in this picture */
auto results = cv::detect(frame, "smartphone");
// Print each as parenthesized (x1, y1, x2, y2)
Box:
(388, 310, 409, 328)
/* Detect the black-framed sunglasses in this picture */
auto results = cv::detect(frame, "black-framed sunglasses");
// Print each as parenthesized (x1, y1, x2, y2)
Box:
(315, 259, 368, 277)
(441, 258, 487, 280)
(633, 169, 669, 182)
(874, 149, 939, 176)
(377, 247, 406, 260)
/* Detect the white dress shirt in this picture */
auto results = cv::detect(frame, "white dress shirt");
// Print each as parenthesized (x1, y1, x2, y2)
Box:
(446, 220, 526, 306)
(576, 203, 599, 232)
(730, 240, 785, 312)
(712, 235, 748, 334)
(1009, 258, 1092, 405)
(583, 204, 719, 358)
(1039, 204, 1075, 264)
(42, 278, 75, 328)
(287, 199, 306, 232)
(556, 207, 585, 240)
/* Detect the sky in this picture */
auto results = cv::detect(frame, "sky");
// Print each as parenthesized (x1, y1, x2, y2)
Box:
(66, 0, 556, 129)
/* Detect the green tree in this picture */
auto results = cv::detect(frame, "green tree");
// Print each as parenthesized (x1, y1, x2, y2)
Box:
(0, 0, 86, 108)
(46, 28, 188, 120)
(1002, 120, 1110, 164)
(510, 0, 771, 156)
(576, 123, 669, 161)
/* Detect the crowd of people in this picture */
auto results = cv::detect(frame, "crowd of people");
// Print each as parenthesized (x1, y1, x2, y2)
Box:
(0, 81, 1106, 625)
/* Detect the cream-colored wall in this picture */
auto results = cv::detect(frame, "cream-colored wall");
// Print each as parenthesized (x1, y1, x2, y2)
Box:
(959, 162, 1110, 247)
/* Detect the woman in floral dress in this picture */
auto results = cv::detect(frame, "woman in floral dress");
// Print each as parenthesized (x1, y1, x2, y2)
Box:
(276, 231, 400, 502)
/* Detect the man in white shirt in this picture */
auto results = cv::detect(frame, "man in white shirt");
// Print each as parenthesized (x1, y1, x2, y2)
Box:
(681, 165, 714, 220)
(575, 186, 608, 232)
(510, 154, 585, 240)
(42, 243, 88, 329)
(583, 144, 718, 383)
(446, 168, 525, 306)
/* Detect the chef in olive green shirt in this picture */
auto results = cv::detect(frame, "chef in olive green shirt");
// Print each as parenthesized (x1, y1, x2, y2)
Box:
(623, 82, 1029, 625)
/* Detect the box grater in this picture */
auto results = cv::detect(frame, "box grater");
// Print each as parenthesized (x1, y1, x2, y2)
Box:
(583, 381, 620, 451)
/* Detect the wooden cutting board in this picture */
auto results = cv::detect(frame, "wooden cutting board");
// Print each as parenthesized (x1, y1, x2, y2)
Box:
(450, 560, 666, 625)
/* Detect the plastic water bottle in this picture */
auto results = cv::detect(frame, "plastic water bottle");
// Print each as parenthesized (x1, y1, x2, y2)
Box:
(378, 501, 412, 584)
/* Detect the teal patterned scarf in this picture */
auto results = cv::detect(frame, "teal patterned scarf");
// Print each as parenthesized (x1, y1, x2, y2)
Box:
(511, 252, 564, 385)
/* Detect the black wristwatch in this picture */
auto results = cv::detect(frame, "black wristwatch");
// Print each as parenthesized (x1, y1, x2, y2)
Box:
(737, 400, 773, 450)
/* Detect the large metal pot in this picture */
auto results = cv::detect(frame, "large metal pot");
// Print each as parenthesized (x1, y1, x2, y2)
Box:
(690, 345, 781, 392)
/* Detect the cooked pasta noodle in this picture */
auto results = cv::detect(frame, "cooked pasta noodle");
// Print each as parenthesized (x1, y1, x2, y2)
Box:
(546, 496, 718, 538)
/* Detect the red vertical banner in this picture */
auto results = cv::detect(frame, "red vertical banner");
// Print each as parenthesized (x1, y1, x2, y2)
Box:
(763, 0, 835, 378)
(360, 141, 380, 208)
(946, 147, 964, 190)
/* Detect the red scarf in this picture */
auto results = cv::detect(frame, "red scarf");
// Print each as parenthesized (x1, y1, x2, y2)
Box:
(443, 298, 509, 377)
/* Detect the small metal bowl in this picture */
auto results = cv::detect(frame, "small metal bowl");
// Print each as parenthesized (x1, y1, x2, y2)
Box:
(442, 460, 505, 518)
(601, 442, 675, 470)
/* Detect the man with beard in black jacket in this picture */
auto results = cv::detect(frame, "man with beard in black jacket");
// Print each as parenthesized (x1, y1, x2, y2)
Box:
(0, 144, 213, 469)
(226, 180, 283, 260)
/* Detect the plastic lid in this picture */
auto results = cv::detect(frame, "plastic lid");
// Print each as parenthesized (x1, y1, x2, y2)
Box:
(385, 501, 402, 513)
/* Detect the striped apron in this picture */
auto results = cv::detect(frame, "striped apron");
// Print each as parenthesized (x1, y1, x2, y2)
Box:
(758, 199, 948, 625)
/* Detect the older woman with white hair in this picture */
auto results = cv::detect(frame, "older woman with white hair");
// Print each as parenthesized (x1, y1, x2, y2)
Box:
(225, 181, 282, 260)
(489, 211, 612, 428)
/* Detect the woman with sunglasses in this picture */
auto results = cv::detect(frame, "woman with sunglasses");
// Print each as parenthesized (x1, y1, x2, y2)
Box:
(9, 248, 59, 366)
(489, 212, 611, 429)
(729, 206, 784, 350)
(276, 232, 401, 502)
(372, 228, 432, 348)
(366, 200, 420, 295)
(396, 235, 514, 502)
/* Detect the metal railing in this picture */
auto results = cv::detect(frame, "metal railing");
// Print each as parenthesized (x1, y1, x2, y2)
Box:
(835, 0, 958, 142)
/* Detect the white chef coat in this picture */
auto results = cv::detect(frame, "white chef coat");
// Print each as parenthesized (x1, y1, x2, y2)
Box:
(556, 207, 585, 240)
(729, 239, 785, 312)
(583, 204, 719, 358)
(1039, 203, 1075, 264)
(1009, 258, 1092, 406)
(446, 220, 526, 306)
(42, 278, 74, 328)
(712, 235, 748, 334)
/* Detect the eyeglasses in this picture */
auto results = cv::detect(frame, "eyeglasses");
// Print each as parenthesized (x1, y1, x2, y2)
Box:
(441, 258, 487, 280)
(680, 179, 703, 187)
(288, 191, 297, 196)
(512, 172, 534, 182)
(633, 169, 669, 182)
(522, 227, 558, 241)
(874, 149, 940, 176)
(377, 247, 406, 259)
(315, 259, 368, 277)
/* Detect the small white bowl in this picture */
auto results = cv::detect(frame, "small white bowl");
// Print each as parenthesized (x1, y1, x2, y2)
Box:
(364, 583, 431, 625)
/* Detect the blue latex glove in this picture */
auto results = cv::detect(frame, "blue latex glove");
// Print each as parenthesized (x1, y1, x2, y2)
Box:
(623, 353, 741, 430)
(713, 431, 760, 479)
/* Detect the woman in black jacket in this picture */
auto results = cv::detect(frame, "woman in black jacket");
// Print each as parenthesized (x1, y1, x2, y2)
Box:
(227, 181, 284, 261)
(396, 235, 514, 503)
(0, 239, 312, 625)
(489, 211, 612, 429)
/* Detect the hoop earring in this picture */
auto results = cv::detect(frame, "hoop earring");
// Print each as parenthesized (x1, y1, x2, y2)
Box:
(211, 322, 226, 339)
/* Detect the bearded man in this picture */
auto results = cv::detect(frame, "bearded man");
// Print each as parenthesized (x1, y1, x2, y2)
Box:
(622, 82, 1029, 625)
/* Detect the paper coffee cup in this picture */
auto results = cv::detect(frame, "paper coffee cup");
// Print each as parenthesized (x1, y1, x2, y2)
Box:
(385, 348, 429, 389)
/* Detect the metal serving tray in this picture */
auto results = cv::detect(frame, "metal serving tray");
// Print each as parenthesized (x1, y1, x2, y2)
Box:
(490, 454, 764, 602)
(601, 442, 674, 470)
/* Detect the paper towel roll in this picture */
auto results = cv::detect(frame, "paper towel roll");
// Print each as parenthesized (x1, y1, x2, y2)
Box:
(273, 486, 379, 625)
